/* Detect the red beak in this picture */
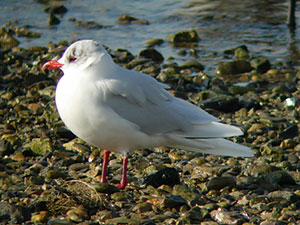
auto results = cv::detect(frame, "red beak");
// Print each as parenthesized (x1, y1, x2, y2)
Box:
(42, 60, 64, 71)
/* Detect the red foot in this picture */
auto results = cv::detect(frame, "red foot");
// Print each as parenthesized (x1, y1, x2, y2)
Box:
(116, 180, 128, 189)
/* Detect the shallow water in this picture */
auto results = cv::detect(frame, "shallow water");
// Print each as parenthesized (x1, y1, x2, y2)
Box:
(1, 0, 300, 73)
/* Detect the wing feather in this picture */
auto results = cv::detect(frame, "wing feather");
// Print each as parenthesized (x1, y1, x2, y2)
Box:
(96, 67, 240, 138)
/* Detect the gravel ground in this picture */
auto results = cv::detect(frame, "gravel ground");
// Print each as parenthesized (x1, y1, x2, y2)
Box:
(0, 23, 300, 225)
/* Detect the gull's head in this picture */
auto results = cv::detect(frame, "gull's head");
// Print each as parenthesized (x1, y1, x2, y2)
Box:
(42, 40, 107, 72)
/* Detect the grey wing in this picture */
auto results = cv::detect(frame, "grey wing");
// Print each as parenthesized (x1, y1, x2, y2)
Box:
(96, 69, 219, 136)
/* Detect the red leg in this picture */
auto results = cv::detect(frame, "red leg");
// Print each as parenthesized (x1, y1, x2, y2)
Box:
(100, 150, 110, 183)
(117, 156, 128, 189)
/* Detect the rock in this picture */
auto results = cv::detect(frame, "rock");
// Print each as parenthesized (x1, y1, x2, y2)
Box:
(144, 167, 180, 188)
(75, 21, 105, 29)
(31, 211, 49, 223)
(146, 38, 164, 47)
(54, 127, 76, 140)
(249, 165, 281, 177)
(206, 176, 236, 191)
(191, 165, 232, 178)
(93, 183, 120, 194)
(133, 202, 153, 213)
(161, 195, 187, 209)
(117, 15, 149, 25)
(200, 94, 240, 113)
(287, 154, 299, 164)
(268, 190, 299, 203)
(210, 209, 246, 224)
(44, 4, 68, 15)
(47, 219, 72, 225)
(280, 139, 298, 149)
(29, 176, 45, 185)
(105, 217, 140, 225)
(180, 60, 204, 70)
(266, 170, 296, 186)
(228, 86, 253, 95)
(181, 206, 207, 223)
(0, 202, 30, 224)
(24, 73, 48, 85)
(167, 30, 200, 45)
(234, 47, 249, 60)
(0, 27, 19, 50)
(216, 60, 252, 76)
(224, 45, 249, 55)
(111, 192, 128, 201)
(172, 184, 205, 206)
(0, 138, 12, 157)
(66, 207, 88, 222)
(250, 57, 271, 73)
(49, 12, 60, 25)
(278, 124, 299, 139)
(113, 48, 135, 63)
(139, 48, 164, 62)
(46, 168, 67, 179)
(27, 103, 43, 115)
(24, 138, 51, 155)
(9, 26, 41, 38)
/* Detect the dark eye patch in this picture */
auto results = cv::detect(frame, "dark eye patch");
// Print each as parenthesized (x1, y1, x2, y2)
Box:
(69, 57, 77, 62)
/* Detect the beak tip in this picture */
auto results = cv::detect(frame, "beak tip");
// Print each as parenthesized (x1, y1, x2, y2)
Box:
(42, 60, 63, 71)
(42, 62, 49, 71)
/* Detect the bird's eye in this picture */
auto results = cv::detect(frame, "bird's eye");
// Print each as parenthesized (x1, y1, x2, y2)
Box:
(69, 57, 77, 62)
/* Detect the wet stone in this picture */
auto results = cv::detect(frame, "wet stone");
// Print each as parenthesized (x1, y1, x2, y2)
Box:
(279, 124, 299, 139)
(249, 165, 281, 177)
(105, 216, 140, 225)
(93, 182, 120, 194)
(216, 60, 252, 76)
(180, 60, 204, 70)
(161, 195, 187, 209)
(210, 209, 246, 225)
(0, 138, 12, 157)
(0, 202, 30, 224)
(31, 211, 49, 223)
(172, 184, 205, 207)
(117, 15, 149, 25)
(224, 45, 249, 55)
(234, 46, 249, 60)
(66, 207, 88, 222)
(44, 4, 68, 15)
(167, 29, 200, 45)
(75, 20, 105, 29)
(181, 206, 207, 224)
(266, 170, 296, 186)
(287, 154, 299, 164)
(146, 38, 164, 47)
(46, 168, 68, 180)
(144, 167, 180, 188)
(200, 94, 240, 113)
(47, 219, 72, 225)
(0, 27, 19, 50)
(113, 48, 135, 63)
(24, 138, 51, 155)
(206, 176, 236, 191)
(54, 127, 76, 140)
(133, 202, 153, 213)
(139, 48, 164, 63)
(48, 13, 60, 25)
(250, 57, 271, 73)
(111, 192, 128, 201)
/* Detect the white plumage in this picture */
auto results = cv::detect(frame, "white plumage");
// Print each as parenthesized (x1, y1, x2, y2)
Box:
(43, 40, 253, 188)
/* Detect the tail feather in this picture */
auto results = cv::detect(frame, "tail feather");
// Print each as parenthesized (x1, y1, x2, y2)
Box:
(184, 121, 243, 138)
(169, 136, 253, 157)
